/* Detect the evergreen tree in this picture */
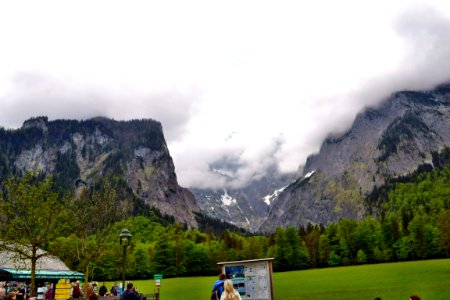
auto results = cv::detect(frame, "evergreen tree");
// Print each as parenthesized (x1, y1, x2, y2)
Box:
(318, 234, 331, 267)
(408, 212, 439, 259)
(300, 224, 321, 268)
(337, 219, 358, 264)
(150, 237, 176, 276)
(393, 236, 411, 260)
(355, 217, 382, 262)
(437, 210, 450, 257)
(184, 241, 211, 275)
(131, 247, 151, 278)
(171, 223, 187, 277)
(273, 227, 290, 271)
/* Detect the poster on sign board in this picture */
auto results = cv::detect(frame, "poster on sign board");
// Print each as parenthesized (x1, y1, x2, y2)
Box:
(219, 258, 274, 300)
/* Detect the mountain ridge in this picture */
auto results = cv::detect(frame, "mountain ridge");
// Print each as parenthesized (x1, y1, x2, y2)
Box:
(191, 167, 296, 232)
(0, 116, 200, 228)
(2, 82, 450, 232)
(259, 83, 450, 232)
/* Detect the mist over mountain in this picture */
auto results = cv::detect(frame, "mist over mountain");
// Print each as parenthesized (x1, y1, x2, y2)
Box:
(1, 83, 450, 233)
(3, 2, 450, 196)
(259, 82, 450, 232)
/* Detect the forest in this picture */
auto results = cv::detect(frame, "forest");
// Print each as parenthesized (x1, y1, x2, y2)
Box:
(1, 155, 450, 285)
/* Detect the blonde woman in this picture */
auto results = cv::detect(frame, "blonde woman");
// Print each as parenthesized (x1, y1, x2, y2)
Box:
(220, 280, 242, 300)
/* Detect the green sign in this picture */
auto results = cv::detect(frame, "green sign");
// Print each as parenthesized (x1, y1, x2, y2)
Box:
(153, 274, 163, 279)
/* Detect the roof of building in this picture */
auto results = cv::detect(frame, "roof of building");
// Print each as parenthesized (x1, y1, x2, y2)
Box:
(0, 246, 84, 280)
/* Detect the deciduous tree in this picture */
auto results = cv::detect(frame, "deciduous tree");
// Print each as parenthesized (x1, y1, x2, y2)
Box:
(0, 173, 70, 296)
(51, 179, 127, 291)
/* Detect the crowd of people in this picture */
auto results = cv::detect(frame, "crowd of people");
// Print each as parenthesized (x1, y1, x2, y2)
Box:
(0, 282, 32, 300)
(70, 281, 142, 300)
(0, 281, 62, 300)
(0, 281, 142, 300)
(0, 278, 424, 300)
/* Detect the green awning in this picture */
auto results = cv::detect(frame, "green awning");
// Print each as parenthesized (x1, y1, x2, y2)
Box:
(0, 268, 84, 280)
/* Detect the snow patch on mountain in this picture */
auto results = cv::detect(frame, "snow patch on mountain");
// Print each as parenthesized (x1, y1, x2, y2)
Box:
(304, 170, 315, 179)
(221, 190, 237, 206)
(263, 186, 288, 205)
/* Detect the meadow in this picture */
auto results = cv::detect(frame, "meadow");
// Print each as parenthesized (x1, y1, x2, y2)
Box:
(124, 259, 450, 300)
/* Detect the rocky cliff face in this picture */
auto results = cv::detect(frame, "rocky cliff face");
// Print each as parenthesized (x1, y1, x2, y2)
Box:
(259, 83, 450, 232)
(0, 116, 200, 227)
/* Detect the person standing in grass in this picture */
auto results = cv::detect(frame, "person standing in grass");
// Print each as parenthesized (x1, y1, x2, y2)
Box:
(211, 274, 226, 300)
(220, 280, 241, 300)
(110, 283, 119, 297)
(99, 283, 107, 297)
(122, 283, 139, 300)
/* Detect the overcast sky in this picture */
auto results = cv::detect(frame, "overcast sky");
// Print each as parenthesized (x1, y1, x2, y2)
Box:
(1, 1, 450, 189)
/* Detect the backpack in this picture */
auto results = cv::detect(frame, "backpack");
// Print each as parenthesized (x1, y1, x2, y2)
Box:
(45, 288, 53, 300)
(110, 287, 118, 296)
(72, 286, 81, 298)
(210, 282, 224, 300)
(123, 290, 130, 300)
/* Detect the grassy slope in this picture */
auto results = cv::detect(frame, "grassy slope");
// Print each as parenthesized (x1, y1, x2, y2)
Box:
(123, 259, 450, 300)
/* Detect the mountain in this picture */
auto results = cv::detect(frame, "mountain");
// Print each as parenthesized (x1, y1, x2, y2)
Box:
(0, 116, 200, 227)
(191, 167, 296, 232)
(259, 83, 450, 232)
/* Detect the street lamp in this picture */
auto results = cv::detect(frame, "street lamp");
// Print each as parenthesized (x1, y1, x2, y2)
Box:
(119, 228, 132, 296)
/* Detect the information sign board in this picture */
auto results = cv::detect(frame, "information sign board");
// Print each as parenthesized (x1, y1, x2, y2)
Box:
(218, 258, 274, 300)
(55, 279, 71, 300)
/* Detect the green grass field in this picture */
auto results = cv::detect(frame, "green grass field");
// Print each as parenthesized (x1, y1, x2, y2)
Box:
(118, 259, 450, 300)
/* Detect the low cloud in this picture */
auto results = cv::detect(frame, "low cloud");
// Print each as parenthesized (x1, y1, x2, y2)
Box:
(173, 3, 450, 189)
(172, 135, 285, 190)
(1, 2, 450, 190)
(0, 72, 200, 142)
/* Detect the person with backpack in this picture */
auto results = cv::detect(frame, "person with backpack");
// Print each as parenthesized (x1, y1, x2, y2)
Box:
(110, 283, 119, 297)
(210, 274, 226, 300)
(44, 284, 53, 300)
(122, 283, 139, 300)
(220, 280, 241, 300)
(99, 283, 107, 297)
(71, 282, 83, 299)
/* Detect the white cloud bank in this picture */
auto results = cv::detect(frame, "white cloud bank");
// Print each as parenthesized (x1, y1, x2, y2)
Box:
(1, 1, 450, 189)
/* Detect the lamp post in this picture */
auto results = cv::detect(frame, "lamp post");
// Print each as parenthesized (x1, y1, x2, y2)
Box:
(119, 228, 132, 297)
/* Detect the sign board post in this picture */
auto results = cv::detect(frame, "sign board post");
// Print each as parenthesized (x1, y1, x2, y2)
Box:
(153, 274, 162, 299)
(218, 258, 274, 300)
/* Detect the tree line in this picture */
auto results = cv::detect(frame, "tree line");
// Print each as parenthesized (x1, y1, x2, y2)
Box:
(1, 161, 450, 292)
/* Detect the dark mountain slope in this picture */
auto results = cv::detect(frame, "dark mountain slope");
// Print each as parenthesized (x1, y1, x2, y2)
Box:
(0, 116, 200, 227)
(259, 83, 450, 232)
